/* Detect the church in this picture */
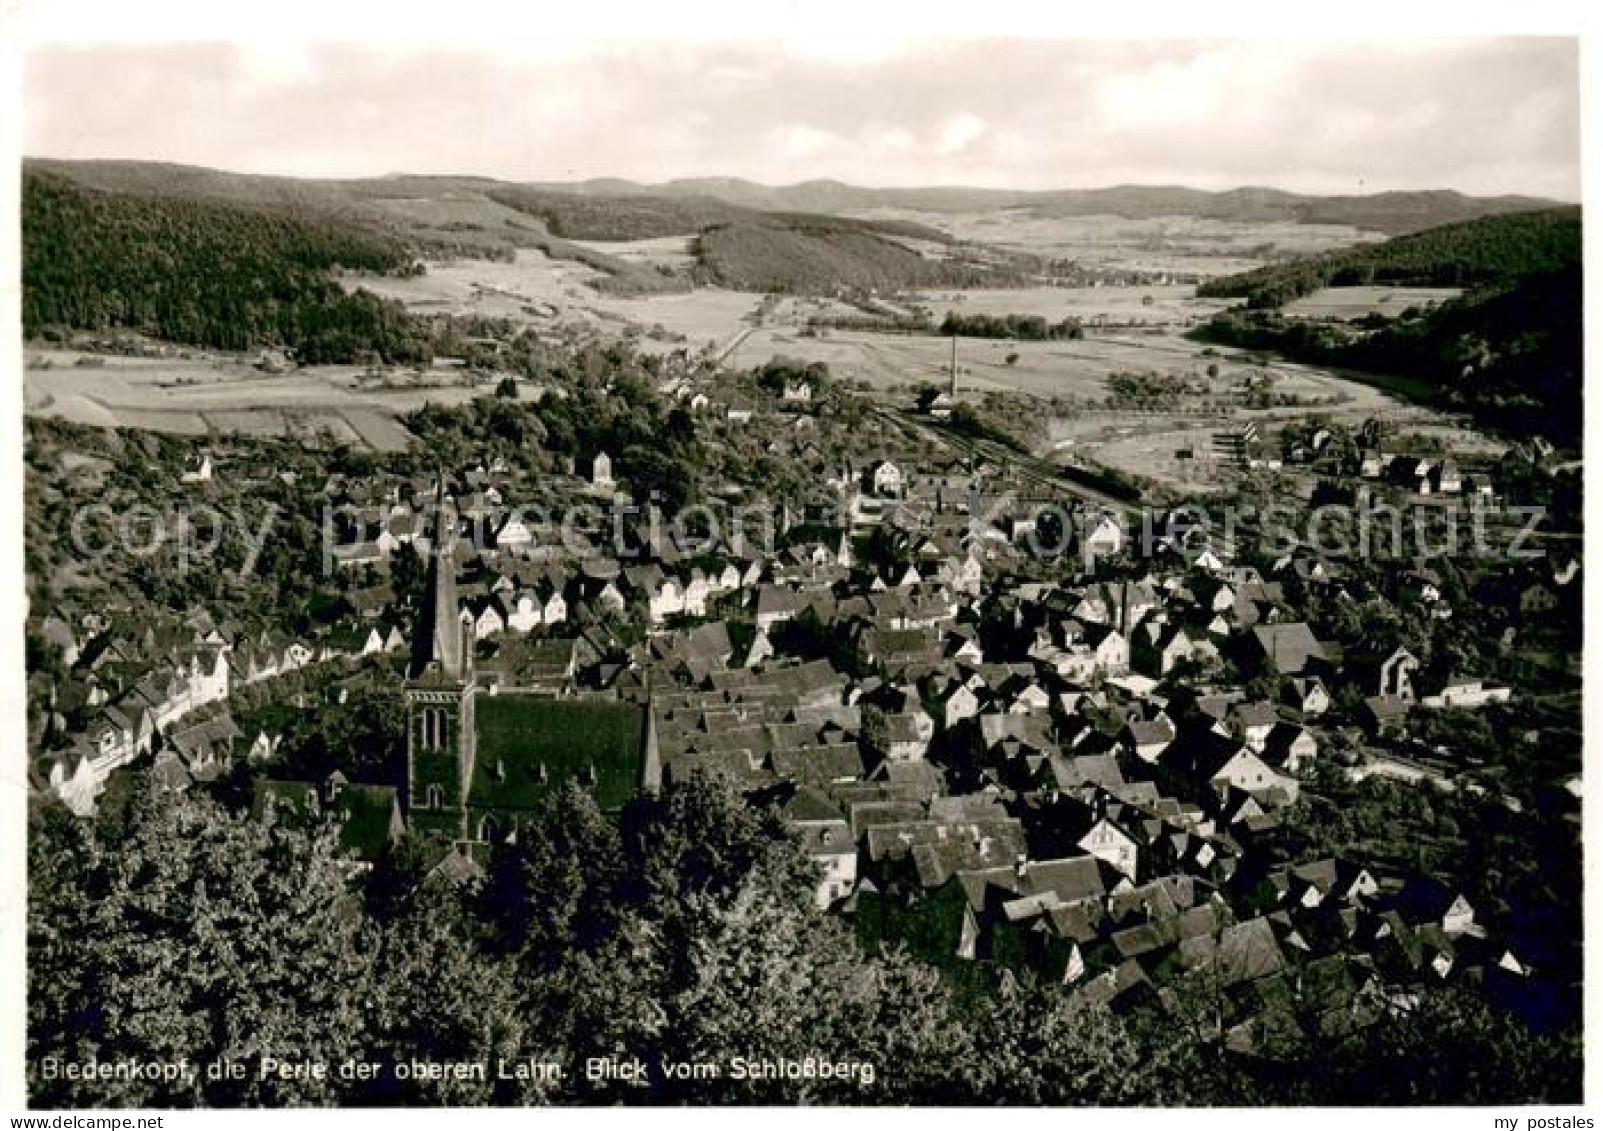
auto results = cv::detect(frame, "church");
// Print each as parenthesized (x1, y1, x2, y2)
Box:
(404, 478, 659, 844)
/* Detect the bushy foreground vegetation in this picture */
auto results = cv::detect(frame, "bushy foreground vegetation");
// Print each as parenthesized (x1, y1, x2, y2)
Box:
(28, 772, 1580, 1107)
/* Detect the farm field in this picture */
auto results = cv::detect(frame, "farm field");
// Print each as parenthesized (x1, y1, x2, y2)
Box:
(349, 249, 763, 355)
(724, 325, 1348, 403)
(349, 248, 607, 320)
(919, 284, 1234, 326)
(569, 235, 697, 270)
(23, 351, 487, 450)
(1283, 285, 1463, 320)
(842, 209, 1384, 276)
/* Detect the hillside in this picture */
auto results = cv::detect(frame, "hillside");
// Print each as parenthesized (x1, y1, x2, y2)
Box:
(1196, 207, 1582, 307)
(26, 159, 967, 294)
(691, 217, 1030, 293)
(525, 176, 1565, 235)
(22, 171, 436, 363)
(1192, 209, 1577, 442)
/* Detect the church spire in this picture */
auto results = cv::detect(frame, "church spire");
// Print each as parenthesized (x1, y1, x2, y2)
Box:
(410, 473, 464, 681)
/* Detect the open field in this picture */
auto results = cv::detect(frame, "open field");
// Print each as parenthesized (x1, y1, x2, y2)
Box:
(1283, 285, 1463, 320)
(349, 248, 606, 319)
(569, 235, 697, 270)
(348, 250, 763, 355)
(23, 351, 491, 450)
(919, 284, 1234, 326)
(842, 209, 1383, 277)
(724, 325, 1341, 403)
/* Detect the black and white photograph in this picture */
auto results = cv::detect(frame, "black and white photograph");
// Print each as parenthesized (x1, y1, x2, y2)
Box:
(3, 5, 1591, 1114)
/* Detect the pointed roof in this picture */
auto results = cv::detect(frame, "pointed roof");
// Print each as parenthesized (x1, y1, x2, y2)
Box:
(410, 475, 464, 681)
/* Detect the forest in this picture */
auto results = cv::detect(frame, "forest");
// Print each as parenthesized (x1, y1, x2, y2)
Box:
(691, 219, 1033, 294)
(1196, 207, 1580, 308)
(1193, 263, 1582, 447)
(21, 172, 438, 363)
(939, 312, 1086, 341)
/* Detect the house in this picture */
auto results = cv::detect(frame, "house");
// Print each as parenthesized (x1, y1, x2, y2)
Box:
(870, 460, 903, 498)
(1284, 676, 1330, 718)
(774, 784, 857, 908)
(884, 709, 935, 762)
(180, 451, 214, 484)
(506, 590, 545, 634)
(1122, 718, 1174, 763)
(1231, 701, 1280, 753)
(1079, 816, 1140, 881)
(1081, 513, 1125, 560)
(1056, 624, 1130, 681)
(1134, 623, 1218, 678)
(592, 452, 614, 488)
(1245, 622, 1328, 678)
(1361, 695, 1410, 736)
(1286, 858, 1379, 907)
(468, 595, 507, 640)
(496, 511, 538, 551)
(1390, 877, 1478, 938)
(1352, 644, 1419, 701)
(754, 585, 808, 630)
(1260, 723, 1318, 773)
(1418, 674, 1512, 710)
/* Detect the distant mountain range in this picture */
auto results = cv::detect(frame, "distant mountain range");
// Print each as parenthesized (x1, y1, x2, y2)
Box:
(29, 158, 1568, 237)
(521, 175, 1565, 236)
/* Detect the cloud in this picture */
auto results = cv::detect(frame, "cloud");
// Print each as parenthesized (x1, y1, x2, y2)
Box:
(936, 113, 986, 154)
(21, 37, 1581, 198)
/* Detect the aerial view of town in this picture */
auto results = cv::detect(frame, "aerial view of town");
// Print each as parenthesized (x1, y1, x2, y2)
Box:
(14, 33, 1585, 1110)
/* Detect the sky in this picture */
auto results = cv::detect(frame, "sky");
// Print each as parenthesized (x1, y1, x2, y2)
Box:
(20, 36, 1583, 199)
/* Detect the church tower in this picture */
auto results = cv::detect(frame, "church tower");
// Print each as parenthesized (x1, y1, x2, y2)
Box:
(405, 474, 477, 840)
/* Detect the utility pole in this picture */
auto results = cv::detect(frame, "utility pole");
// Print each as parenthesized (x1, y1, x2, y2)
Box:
(949, 333, 959, 398)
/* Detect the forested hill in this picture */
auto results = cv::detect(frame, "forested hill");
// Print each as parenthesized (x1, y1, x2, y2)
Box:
(22, 171, 437, 363)
(690, 218, 1033, 292)
(1197, 207, 1581, 308)
(1192, 207, 1582, 447)
(529, 177, 1564, 236)
(25, 158, 1028, 301)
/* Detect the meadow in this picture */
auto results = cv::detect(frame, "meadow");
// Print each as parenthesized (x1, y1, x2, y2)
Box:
(1282, 285, 1464, 319)
(24, 351, 485, 451)
(841, 208, 1385, 276)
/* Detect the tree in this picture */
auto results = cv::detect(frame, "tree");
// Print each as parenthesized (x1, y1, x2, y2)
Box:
(479, 782, 626, 966)
(364, 887, 548, 1105)
(29, 782, 380, 1106)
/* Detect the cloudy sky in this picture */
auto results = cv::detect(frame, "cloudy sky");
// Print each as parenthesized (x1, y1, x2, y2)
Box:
(22, 37, 1581, 199)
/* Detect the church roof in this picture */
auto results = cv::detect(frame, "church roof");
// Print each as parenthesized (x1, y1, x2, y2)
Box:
(470, 695, 646, 811)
